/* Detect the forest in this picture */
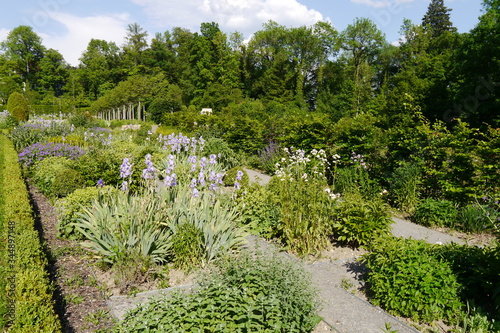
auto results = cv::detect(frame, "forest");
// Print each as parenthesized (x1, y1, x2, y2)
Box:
(0, 0, 497, 128)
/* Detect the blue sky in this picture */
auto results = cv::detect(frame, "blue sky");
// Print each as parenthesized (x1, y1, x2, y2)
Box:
(0, 0, 484, 66)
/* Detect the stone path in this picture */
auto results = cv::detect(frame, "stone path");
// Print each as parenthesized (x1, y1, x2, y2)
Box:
(304, 217, 464, 333)
(107, 169, 468, 332)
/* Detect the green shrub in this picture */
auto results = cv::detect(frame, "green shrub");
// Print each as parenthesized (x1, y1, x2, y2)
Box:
(361, 237, 464, 323)
(0, 134, 61, 331)
(257, 141, 285, 174)
(73, 147, 121, 187)
(6, 92, 29, 122)
(202, 137, 239, 169)
(32, 156, 74, 196)
(223, 167, 249, 187)
(389, 162, 421, 213)
(51, 168, 85, 198)
(331, 192, 392, 248)
(434, 243, 500, 319)
(55, 185, 117, 239)
(234, 184, 280, 238)
(116, 252, 321, 332)
(68, 112, 98, 128)
(412, 198, 458, 228)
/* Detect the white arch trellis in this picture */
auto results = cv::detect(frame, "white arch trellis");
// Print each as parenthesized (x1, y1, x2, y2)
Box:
(96, 102, 146, 121)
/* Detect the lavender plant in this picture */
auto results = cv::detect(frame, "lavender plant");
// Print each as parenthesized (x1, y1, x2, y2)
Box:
(18, 142, 85, 167)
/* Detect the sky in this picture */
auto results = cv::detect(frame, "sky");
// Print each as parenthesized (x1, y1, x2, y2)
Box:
(0, 0, 484, 67)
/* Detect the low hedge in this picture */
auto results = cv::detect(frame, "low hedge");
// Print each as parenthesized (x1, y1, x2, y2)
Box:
(0, 134, 61, 332)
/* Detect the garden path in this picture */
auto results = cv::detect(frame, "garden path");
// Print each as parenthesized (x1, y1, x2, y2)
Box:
(108, 169, 468, 332)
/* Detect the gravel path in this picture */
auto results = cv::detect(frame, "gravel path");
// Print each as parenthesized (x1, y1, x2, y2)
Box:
(107, 169, 467, 332)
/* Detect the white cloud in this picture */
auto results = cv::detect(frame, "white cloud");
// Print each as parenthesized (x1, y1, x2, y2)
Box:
(0, 28, 9, 43)
(41, 12, 130, 66)
(132, 0, 324, 36)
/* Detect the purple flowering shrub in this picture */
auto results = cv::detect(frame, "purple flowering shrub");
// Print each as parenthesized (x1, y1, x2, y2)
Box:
(19, 142, 85, 167)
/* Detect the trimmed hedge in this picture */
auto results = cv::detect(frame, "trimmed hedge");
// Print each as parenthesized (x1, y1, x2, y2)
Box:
(0, 134, 61, 332)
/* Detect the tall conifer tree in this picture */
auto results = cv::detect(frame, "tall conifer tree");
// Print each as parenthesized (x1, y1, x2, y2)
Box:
(422, 0, 457, 37)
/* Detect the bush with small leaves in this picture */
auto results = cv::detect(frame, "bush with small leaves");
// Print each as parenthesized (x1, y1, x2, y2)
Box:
(7, 91, 29, 122)
(234, 183, 280, 238)
(361, 237, 464, 323)
(50, 168, 85, 198)
(223, 167, 249, 188)
(32, 156, 75, 196)
(115, 251, 321, 332)
(331, 192, 392, 248)
(412, 198, 458, 228)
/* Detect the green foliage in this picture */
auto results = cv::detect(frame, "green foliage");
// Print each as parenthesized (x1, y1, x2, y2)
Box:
(389, 162, 421, 213)
(333, 166, 381, 199)
(55, 185, 117, 239)
(202, 137, 239, 169)
(148, 97, 181, 124)
(234, 184, 280, 238)
(412, 198, 458, 228)
(68, 112, 102, 128)
(0, 134, 61, 331)
(50, 168, 85, 198)
(116, 251, 321, 332)
(6, 91, 30, 122)
(72, 190, 172, 265)
(7, 125, 44, 151)
(270, 148, 333, 255)
(73, 146, 121, 187)
(434, 242, 500, 318)
(361, 237, 464, 323)
(171, 222, 203, 269)
(456, 204, 498, 233)
(0, 111, 18, 129)
(223, 167, 249, 187)
(32, 156, 75, 196)
(164, 186, 246, 266)
(331, 192, 392, 248)
(458, 309, 500, 333)
(257, 141, 285, 174)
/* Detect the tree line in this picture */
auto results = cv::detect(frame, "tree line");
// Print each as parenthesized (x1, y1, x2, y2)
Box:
(0, 0, 499, 129)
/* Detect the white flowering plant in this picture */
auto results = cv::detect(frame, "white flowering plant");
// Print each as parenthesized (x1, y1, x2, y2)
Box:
(270, 147, 339, 255)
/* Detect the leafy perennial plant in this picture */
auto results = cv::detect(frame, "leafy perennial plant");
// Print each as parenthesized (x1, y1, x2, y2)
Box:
(270, 147, 337, 255)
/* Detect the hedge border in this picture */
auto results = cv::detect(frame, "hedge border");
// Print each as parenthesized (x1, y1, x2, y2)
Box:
(0, 134, 61, 332)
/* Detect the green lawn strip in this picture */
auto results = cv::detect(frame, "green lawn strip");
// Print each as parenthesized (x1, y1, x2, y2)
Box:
(0, 134, 61, 332)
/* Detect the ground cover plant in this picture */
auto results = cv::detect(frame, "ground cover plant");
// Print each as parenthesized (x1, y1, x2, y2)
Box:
(115, 251, 321, 332)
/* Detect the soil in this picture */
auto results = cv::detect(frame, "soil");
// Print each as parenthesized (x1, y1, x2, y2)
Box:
(28, 181, 198, 332)
(28, 182, 116, 332)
